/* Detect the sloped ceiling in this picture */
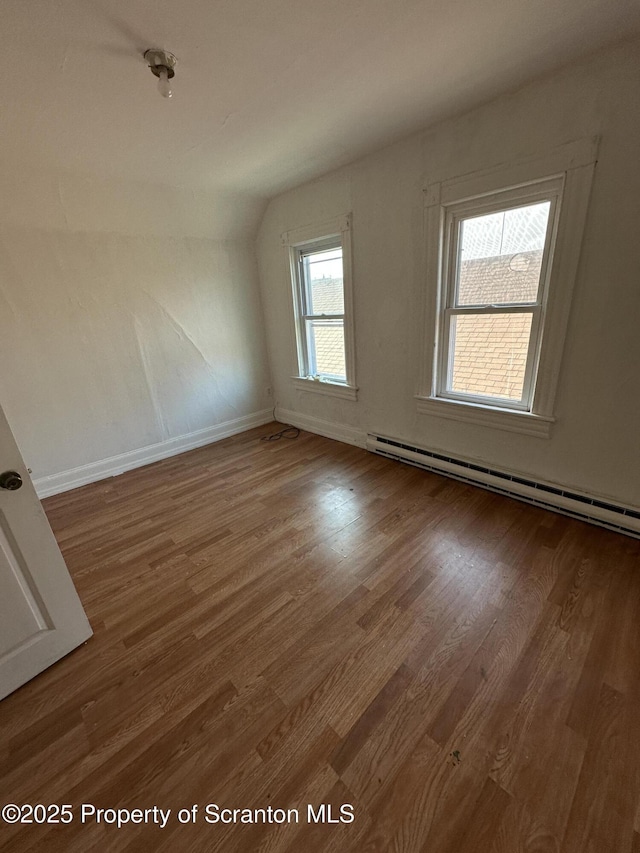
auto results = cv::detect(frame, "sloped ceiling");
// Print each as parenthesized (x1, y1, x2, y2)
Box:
(5, 0, 640, 201)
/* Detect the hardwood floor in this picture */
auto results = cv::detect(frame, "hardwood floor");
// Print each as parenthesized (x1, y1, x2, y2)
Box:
(1, 423, 639, 852)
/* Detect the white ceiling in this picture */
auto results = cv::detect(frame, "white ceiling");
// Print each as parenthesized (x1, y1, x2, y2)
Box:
(5, 0, 640, 200)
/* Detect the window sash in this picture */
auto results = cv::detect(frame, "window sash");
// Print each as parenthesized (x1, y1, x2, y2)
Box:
(436, 192, 559, 411)
(294, 239, 347, 381)
(298, 247, 344, 319)
(301, 313, 345, 321)
(439, 306, 541, 409)
(303, 317, 346, 382)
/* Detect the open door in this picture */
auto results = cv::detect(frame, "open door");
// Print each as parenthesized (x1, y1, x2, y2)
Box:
(0, 403, 92, 700)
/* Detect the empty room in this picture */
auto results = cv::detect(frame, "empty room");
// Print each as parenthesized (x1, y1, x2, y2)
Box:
(1, 1, 640, 851)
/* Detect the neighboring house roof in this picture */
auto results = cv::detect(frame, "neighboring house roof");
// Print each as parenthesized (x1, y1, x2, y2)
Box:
(311, 322, 346, 378)
(309, 277, 347, 377)
(452, 312, 533, 400)
(310, 277, 344, 314)
(452, 250, 542, 399)
(458, 249, 542, 305)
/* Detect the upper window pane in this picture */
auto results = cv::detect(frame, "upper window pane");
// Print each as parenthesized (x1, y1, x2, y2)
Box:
(303, 248, 344, 315)
(456, 201, 550, 306)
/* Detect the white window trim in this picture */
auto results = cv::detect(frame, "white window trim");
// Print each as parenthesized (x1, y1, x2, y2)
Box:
(436, 178, 562, 413)
(418, 136, 598, 437)
(291, 375, 358, 401)
(282, 214, 357, 401)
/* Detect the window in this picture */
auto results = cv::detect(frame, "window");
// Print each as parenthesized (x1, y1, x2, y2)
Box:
(283, 215, 357, 400)
(419, 139, 598, 437)
(298, 241, 346, 381)
(438, 190, 557, 410)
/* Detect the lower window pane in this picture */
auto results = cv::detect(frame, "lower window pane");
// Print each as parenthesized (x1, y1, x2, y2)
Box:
(449, 313, 533, 401)
(307, 319, 346, 380)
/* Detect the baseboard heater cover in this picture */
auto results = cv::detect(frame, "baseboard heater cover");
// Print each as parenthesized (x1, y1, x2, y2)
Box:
(367, 434, 640, 539)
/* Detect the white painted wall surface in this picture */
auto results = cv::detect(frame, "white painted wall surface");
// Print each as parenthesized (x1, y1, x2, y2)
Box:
(257, 39, 640, 507)
(0, 167, 271, 480)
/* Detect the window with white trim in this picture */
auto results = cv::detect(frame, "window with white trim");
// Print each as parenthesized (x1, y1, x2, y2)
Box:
(297, 239, 346, 381)
(283, 215, 357, 400)
(419, 139, 597, 437)
(437, 184, 559, 410)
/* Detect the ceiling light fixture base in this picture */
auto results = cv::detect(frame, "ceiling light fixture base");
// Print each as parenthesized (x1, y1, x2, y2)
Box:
(144, 49, 177, 79)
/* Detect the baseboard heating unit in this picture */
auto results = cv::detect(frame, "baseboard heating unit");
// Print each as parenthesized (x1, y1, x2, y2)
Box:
(367, 434, 640, 539)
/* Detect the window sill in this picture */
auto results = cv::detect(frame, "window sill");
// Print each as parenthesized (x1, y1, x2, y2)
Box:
(292, 377, 358, 401)
(415, 395, 553, 438)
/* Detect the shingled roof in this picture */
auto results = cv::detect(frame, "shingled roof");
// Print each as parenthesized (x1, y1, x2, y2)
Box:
(310, 277, 344, 314)
(308, 277, 347, 378)
(451, 250, 542, 400)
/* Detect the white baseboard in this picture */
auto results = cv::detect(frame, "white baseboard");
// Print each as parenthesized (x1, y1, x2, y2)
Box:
(34, 409, 274, 498)
(276, 407, 367, 449)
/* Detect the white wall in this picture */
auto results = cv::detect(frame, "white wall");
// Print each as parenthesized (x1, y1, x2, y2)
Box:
(257, 39, 640, 507)
(0, 165, 271, 480)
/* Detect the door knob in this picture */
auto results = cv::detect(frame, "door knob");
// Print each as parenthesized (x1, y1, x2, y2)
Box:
(0, 471, 23, 491)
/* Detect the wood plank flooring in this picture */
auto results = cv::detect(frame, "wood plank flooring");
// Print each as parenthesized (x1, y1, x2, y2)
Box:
(1, 423, 639, 852)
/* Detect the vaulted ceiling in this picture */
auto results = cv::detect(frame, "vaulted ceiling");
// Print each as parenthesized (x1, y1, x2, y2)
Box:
(5, 0, 640, 200)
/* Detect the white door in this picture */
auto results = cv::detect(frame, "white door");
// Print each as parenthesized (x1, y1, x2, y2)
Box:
(0, 403, 92, 701)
